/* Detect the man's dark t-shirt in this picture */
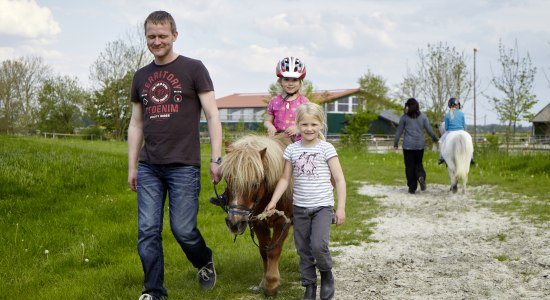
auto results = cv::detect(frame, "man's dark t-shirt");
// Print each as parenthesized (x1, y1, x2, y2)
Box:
(131, 55, 214, 166)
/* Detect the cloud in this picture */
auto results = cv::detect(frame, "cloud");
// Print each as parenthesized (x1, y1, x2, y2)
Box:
(0, 46, 15, 61)
(0, 0, 60, 39)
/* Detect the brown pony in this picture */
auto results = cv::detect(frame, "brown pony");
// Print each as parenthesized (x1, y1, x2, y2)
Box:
(220, 134, 293, 296)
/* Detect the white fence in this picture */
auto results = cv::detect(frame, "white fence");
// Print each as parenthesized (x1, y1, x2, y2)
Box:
(42, 132, 104, 140)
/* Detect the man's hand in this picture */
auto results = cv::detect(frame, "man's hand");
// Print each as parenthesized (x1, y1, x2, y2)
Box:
(128, 168, 138, 192)
(210, 163, 221, 184)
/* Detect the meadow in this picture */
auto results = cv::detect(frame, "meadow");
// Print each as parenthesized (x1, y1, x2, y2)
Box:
(0, 135, 548, 299)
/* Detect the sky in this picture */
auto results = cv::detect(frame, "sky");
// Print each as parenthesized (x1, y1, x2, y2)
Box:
(1, 0, 549, 125)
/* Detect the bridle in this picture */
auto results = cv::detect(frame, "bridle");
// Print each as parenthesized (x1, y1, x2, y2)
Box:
(210, 183, 229, 213)
(212, 181, 292, 251)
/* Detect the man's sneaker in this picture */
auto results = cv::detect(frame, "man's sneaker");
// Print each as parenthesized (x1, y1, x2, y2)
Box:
(138, 294, 159, 300)
(419, 176, 426, 191)
(438, 158, 445, 165)
(197, 261, 216, 290)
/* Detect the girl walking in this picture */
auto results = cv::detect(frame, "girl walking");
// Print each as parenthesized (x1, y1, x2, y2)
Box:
(265, 103, 346, 300)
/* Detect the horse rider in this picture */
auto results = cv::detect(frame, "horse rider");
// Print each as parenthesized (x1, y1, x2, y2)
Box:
(438, 97, 475, 165)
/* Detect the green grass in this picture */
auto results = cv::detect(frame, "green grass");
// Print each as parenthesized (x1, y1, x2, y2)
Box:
(338, 146, 550, 223)
(0, 136, 548, 299)
(494, 254, 510, 262)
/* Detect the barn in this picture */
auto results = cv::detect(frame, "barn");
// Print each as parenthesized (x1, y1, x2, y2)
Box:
(531, 103, 550, 141)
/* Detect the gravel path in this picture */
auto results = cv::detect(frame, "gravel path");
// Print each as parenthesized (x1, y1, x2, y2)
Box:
(332, 183, 550, 300)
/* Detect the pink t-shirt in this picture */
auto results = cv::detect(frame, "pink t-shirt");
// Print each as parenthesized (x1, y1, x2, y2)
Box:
(266, 95, 310, 131)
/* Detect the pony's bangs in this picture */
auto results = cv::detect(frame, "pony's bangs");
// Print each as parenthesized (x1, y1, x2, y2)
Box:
(221, 135, 286, 193)
(222, 146, 265, 192)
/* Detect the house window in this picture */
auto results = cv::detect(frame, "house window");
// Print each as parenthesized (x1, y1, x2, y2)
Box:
(254, 108, 265, 122)
(337, 99, 349, 112)
(325, 95, 359, 113)
(326, 102, 335, 112)
(218, 109, 228, 121)
(227, 108, 243, 121)
(351, 96, 359, 112)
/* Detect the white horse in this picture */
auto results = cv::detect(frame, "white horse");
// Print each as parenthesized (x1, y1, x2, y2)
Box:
(441, 130, 474, 194)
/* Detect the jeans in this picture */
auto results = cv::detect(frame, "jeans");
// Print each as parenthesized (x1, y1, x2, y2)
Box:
(403, 149, 426, 192)
(293, 205, 333, 286)
(137, 162, 212, 298)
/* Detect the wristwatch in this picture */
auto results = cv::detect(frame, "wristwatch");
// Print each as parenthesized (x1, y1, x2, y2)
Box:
(210, 157, 222, 164)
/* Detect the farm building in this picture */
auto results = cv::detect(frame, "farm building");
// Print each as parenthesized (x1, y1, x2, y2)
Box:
(367, 109, 401, 135)
(212, 89, 400, 135)
(531, 103, 550, 140)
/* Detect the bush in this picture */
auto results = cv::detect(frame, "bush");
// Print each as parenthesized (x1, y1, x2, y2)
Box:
(478, 134, 500, 153)
(78, 126, 106, 140)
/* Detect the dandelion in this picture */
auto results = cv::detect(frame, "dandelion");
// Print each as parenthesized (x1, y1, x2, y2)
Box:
(84, 258, 89, 263)
(15, 223, 19, 244)
(81, 242, 86, 262)
(44, 249, 49, 260)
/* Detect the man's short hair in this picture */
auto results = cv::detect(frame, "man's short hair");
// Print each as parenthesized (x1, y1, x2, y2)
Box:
(144, 11, 177, 34)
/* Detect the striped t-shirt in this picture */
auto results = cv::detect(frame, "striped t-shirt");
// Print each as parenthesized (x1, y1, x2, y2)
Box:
(283, 140, 337, 208)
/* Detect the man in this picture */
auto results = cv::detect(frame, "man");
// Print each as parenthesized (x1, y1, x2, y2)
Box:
(127, 11, 222, 300)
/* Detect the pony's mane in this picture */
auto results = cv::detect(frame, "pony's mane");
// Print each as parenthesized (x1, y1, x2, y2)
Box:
(221, 135, 289, 196)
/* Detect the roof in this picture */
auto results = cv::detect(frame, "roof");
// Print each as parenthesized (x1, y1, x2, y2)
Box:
(215, 93, 268, 109)
(379, 109, 401, 124)
(531, 103, 550, 122)
(216, 88, 360, 109)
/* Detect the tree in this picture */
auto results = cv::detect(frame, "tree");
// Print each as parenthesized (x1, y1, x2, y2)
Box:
(402, 42, 471, 124)
(0, 56, 50, 133)
(87, 72, 134, 140)
(266, 79, 318, 101)
(488, 40, 537, 150)
(87, 26, 151, 140)
(37, 76, 88, 133)
(357, 70, 400, 112)
(342, 70, 396, 147)
(89, 26, 151, 89)
(395, 65, 422, 101)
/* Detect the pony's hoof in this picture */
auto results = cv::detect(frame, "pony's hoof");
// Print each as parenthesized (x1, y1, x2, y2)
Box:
(248, 285, 263, 293)
(263, 288, 278, 297)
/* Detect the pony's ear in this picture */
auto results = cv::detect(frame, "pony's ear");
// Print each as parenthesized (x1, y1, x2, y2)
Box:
(259, 148, 267, 159)
(225, 140, 233, 153)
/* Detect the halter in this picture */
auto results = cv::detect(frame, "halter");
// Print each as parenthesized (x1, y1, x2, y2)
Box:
(210, 183, 229, 213)
(218, 179, 292, 252)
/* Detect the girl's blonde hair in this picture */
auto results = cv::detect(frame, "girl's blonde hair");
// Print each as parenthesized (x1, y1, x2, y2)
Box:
(296, 102, 326, 141)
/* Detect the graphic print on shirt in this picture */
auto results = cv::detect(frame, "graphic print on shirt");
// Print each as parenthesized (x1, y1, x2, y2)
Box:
(141, 70, 183, 122)
(294, 152, 319, 178)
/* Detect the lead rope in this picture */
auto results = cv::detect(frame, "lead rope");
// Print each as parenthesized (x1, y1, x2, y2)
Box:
(249, 209, 292, 251)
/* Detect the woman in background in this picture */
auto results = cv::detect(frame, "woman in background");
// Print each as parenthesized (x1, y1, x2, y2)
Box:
(393, 98, 438, 194)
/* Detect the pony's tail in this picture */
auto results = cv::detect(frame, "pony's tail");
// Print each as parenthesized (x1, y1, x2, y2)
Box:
(453, 132, 473, 180)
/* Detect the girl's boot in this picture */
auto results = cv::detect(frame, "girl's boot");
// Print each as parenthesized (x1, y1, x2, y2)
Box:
(303, 283, 316, 300)
(320, 271, 334, 300)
